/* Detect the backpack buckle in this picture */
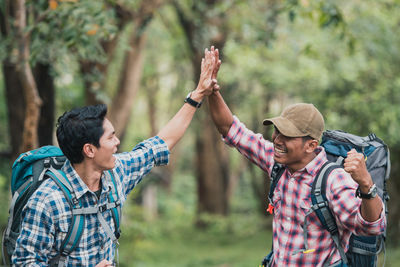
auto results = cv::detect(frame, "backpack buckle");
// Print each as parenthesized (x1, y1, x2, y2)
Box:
(99, 204, 107, 213)
(43, 158, 51, 168)
(368, 133, 376, 141)
(115, 229, 121, 239)
(317, 201, 328, 208)
(72, 197, 79, 207)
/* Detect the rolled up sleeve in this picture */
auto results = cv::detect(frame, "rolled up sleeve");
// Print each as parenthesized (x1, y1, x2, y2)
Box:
(115, 136, 170, 196)
(327, 168, 386, 236)
(222, 116, 274, 174)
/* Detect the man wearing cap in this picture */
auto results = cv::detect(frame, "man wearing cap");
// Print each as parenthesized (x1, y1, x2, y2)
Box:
(207, 88, 385, 266)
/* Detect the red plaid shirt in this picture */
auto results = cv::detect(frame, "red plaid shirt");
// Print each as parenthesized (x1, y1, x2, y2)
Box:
(224, 116, 386, 266)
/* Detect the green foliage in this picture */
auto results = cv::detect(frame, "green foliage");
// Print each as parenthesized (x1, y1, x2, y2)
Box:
(216, 0, 400, 148)
(28, 0, 117, 64)
(296, 0, 400, 145)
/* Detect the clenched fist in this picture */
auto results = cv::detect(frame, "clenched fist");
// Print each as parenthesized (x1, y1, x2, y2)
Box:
(343, 149, 373, 190)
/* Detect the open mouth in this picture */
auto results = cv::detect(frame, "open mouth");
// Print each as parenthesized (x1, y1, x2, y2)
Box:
(274, 146, 287, 156)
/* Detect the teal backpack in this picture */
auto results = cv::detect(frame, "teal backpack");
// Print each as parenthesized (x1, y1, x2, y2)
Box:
(262, 130, 390, 267)
(1, 146, 122, 266)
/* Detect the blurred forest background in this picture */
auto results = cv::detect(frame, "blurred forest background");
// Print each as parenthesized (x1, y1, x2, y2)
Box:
(1, 0, 400, 266)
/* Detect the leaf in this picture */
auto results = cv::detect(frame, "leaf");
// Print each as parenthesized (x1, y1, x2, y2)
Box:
(49, 0, 58, 10)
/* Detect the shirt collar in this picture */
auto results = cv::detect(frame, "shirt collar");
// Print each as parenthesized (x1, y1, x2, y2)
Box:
(303, 146, 328, 176)
(62, 160, 113, 199)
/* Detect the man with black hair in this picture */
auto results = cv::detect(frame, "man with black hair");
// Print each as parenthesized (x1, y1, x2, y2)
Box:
(12, 47, 219, 266)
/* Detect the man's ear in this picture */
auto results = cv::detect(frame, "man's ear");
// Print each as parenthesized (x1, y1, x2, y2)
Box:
(82, 143, 95, 159)
(305, 139, 319, 153)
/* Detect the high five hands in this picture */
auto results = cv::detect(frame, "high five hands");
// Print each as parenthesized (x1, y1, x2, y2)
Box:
(196, 47, 219, 96)
(192, 46, 222, 100)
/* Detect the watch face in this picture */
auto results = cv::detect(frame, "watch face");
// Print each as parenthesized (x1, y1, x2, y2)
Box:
(371, 186, 378, 197)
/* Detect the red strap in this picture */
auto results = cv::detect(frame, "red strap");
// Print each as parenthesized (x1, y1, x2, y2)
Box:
(267, 203, 274, 214)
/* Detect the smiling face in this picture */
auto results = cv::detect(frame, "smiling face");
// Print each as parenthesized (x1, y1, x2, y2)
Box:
(93, 118, 120, 171)
(271, 127, 318, 173)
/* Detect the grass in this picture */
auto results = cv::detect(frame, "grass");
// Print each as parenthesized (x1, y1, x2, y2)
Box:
(384, 245, 400, 267)
(133, 229, 270, 267)
(118, 212, 272, 267)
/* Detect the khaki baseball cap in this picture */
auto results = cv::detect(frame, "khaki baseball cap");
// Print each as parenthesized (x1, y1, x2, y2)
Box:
(262, 103, 325, 140)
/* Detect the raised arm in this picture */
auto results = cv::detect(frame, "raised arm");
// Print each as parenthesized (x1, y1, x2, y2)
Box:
(344, 149, 384, 222)
(209, 91, 234, 137)
(208, 48, 234, 137)
(157, 47, 217, 150)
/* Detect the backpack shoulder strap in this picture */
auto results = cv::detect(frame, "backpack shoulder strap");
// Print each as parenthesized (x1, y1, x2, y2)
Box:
(263, 163, 285, 262)
(267, 163, 285, 214)
(311, 161, 348, 265)
(107, 170, 121, 239)
(46, 168, 85, 267)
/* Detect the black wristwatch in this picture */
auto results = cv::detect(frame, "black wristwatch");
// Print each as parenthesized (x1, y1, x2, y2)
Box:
(356, 184, 377, 199)
(184, 92, 202, 108)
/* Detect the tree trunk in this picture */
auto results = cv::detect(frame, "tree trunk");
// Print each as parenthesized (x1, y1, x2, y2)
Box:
(80, 37, 120, 106)
(15, 0, 42, 152)
(34, 63, 55, 146)
(78, 1, 164, 143)
(248, 161, 270, 216)
(145, 77, 176, 190)
(108, 32, 147, 139)
(142, 80, 160, 221)
(1, 1, 23, 161)
(174, 1, 231, 221)
(2, 61, 25, 161)
(195, 108, 231, 216)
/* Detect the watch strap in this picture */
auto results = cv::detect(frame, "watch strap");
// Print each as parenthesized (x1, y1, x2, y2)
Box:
(184, 93, 202, 108)
(356, 183, 377, 199)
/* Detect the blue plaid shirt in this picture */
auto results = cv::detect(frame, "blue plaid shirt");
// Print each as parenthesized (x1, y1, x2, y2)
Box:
(12, 136, 169, 266)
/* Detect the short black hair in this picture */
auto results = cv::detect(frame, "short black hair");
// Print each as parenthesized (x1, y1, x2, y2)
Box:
(56, 104, 107, 164)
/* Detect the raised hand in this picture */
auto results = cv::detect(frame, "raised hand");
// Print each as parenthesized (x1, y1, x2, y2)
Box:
(156, 46, 220, 150)
(211, 46, 221, 93)
(195, 47, 218, 97)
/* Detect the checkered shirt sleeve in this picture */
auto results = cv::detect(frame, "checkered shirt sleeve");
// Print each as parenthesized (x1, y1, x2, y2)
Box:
(223, 116, 274, 174)
(114, 136, 170, 199)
